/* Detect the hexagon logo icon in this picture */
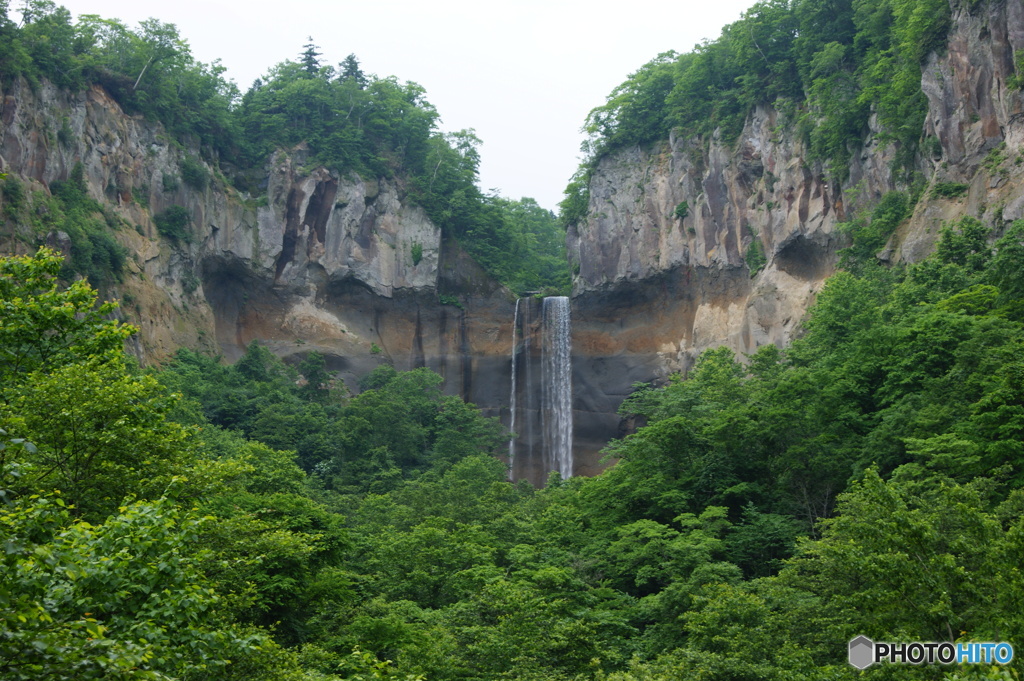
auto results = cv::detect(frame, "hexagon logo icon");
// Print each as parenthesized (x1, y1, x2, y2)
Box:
(849, 636, 875, 669)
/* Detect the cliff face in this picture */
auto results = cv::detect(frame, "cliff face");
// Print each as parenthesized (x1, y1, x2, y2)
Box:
(0, 79, 449, 353)
(0, 78, 517, 431)
(566, 0, 1024, 452)
(2, 0, 1023, 480)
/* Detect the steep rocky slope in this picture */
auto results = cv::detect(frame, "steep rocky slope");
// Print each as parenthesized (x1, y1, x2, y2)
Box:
(0, 79, 516, 426)
(567, 0, 1024, 451)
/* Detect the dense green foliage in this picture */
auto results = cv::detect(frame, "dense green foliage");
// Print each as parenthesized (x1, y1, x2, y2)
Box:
(158, 349, 505, 494)
(4, 209, 1024, 678)
(483, 197, 572, 294)
(0, 0, 238, 156)
(565, 0, 964, 222)
(0, 249, 428, 679)
(153, 205, 191, 243)
(838, 188, 912, 269)
(0, 4, 569, 293)
(3, 163, 127, 286)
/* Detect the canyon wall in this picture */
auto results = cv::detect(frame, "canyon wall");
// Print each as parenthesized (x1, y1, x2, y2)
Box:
(1, 0, 1023, 481)
(567, 0, 1024, 456)
(0, 78, 517, 429)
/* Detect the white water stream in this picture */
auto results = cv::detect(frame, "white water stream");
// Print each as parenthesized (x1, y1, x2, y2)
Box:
(507, 298, 519, 480)
(542, 296, 573, 479)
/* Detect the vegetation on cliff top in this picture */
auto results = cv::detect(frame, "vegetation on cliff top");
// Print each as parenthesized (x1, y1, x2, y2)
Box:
(561, 0, 964, 225)
(0, 2, 570, 294)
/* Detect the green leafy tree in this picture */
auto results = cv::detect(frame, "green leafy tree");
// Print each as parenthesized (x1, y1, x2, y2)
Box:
(3, 353, 199, 519)
(324, 367, 503, 492)
(298, 351, 334, 404)
(0, 493, 310, 681)
(566, 0, 954, 208)
(0, 247, 134, 391)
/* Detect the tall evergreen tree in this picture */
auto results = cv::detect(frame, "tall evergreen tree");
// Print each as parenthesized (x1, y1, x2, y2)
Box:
(299, 36, 322, 77)
(339, 53, 366, 88)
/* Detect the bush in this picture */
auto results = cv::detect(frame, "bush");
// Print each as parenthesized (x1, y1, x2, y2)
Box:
(73, 229, 125, 285)
(411, 242, 423, 266)
(41, 164, 128, 286)
(839, 191, 911, 269)
(162, 172, 180, 193)
(181, 271, 200, 293)
(931, 181, 969, 199)
(180, 156, 208, 191)
(746, 237, 766, 276)
(2, 176, 26, 217)
(1008, 50, 1024, 90)
(57, 118, 74, 147)
(439, 294, 463, 308)
(154, 206, 192, 243)
(674, 201, 690, 220)
(131, 184, 149, 207)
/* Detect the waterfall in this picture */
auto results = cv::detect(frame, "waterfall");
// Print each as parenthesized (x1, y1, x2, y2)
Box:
(523, 300, 534, 464)
(542, 296, 573, 479)
(507, 298, 520, 480)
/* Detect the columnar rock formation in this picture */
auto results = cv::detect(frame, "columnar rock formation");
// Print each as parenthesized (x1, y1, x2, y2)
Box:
(0, 79, 514, 420)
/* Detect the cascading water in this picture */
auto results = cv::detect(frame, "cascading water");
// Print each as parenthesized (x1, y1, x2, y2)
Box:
(507, 298, 520, 480)
(542, 296, 573, 479)
(522, 300, 534, 463)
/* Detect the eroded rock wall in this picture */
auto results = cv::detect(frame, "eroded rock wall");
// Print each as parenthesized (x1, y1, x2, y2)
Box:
(567, 0, 1024, 462)
(0, 78, 519, 402)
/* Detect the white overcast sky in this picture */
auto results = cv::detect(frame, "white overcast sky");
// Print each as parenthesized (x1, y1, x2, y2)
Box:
(34, 0, 759, 211)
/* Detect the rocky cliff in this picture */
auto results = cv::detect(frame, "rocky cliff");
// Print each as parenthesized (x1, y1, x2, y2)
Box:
(0, 78, 517, 432)
(1, 0, 1023, 481)
(566, 0, 1024, 454)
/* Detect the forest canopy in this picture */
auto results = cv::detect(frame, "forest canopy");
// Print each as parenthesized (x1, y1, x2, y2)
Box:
(3, 0, 1024, 678)
(3, 216, 1024, 679)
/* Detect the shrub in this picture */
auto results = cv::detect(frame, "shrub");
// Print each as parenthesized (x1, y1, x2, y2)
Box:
(181, 271, 200, 294)
(1009, 50, 1024, 90)
(57, 118, 74, 147)
(746, 237, 766, 277)
(2, 176, 26, 217)
(162, 173, 180, 193)
(180, 156, 208, 191)
(439, 294, 463, 308)
(131, 184, 149, 207)
(838, 191, 911, 269)
(154, 206, 192, 243)
(411, 242, 423, 266)
(931, 182, 969, 199)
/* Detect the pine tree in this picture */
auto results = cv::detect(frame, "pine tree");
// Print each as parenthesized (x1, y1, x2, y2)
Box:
(339, 53, 367, 88)
(300, 36, 321, 77)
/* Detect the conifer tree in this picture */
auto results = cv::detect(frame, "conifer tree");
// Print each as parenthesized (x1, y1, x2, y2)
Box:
(300, 36, 321, 76)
